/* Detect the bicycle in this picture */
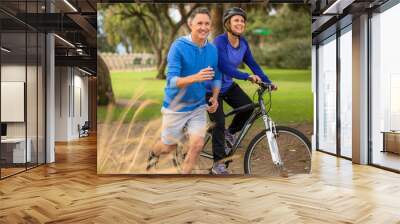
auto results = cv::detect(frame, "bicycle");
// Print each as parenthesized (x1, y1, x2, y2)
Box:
(173, 82, 312, 176)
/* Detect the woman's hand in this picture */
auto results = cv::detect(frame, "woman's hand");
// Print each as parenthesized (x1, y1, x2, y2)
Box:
(247, 75, 262, 84)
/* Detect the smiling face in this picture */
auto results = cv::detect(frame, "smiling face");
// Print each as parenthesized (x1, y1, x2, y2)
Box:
(188, 13, 211, 42)
(228, 15, 246, 35)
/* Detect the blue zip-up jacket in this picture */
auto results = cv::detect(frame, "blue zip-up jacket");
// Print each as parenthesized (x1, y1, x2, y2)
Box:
(163, 36, 222, 112)
(212, 33, 271, 93)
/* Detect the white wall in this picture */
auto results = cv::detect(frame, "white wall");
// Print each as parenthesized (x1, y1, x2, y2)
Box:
(1, 65, 25, 81)
(54, 67, 89, 141)
(72, 73, 89, 137)
(55, 66, 69, 141)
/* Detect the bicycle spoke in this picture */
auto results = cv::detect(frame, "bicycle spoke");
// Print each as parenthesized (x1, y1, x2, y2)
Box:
(245, 127, 311, 176)
(247, 138, 279, 176)
(277, 131, 311, 175)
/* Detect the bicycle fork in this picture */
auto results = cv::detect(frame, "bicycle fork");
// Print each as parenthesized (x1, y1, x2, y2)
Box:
(262, 115, 283, 167)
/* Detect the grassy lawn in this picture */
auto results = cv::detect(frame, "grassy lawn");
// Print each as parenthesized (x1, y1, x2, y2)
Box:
(98, 68, 312, 124)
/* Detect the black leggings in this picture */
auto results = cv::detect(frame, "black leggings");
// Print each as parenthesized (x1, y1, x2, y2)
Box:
(206, 83, 254, 162)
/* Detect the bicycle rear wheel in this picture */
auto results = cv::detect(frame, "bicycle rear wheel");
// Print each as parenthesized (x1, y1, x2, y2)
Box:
(244, 126, 311, 176)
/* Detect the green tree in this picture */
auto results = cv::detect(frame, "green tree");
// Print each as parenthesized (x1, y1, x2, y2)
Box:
(97, 10, 117, 53)
(245, 4, 311, 69)
(99, 3, 200, 79)
(97, 35, 116, 53)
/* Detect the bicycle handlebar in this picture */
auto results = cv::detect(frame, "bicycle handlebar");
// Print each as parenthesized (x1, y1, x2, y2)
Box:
(223, 83, 272, 117)
(258, 82, 273, 91)
(256, 82, 273, 115)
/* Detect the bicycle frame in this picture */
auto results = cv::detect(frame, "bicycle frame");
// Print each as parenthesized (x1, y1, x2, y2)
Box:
(200, 109, 259, 160)
(201, 83, 284, 167)
(200, 103, 260, 160)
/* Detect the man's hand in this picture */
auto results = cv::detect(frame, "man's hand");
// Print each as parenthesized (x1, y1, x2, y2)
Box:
(176, 67, 215, 88)
(271, 83, 278, 91)
(247, 75, 262, 84)
(207, 97, 218, 113)
(192, 67, 215, 83)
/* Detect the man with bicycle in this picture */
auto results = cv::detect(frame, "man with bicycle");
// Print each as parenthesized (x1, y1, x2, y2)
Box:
(207, 7, 277, 174)
(147, 7, 221, 174)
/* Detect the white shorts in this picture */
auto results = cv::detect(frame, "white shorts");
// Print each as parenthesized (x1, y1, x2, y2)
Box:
(161, 105, 207, 145)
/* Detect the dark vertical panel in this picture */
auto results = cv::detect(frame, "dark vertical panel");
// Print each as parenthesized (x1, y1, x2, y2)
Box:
(60, 68, 62, 117)
(69, 77, 71, 118)
(36, 0, 39, 167)
(367, 11, 373, 165)
(0, 15, 2, 179)
(336, 28, 341, 157)
(44, 0, 47, 164)
(315, 44, 319, 150)
(25, 0, 28, 171)
(72, 68, 75, 118)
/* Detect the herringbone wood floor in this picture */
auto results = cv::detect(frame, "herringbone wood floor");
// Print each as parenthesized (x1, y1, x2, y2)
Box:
(1, 135, 400, 223)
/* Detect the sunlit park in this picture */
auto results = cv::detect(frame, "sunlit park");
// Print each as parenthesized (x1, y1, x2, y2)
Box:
(98, 69, 312, 124)
(97, 3, 311, 122)
(96, 3, 312, 174)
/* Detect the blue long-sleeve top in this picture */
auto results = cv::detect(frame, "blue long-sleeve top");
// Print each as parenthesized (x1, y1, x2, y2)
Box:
(163, 36, 221, 112)
(211, 33, 271, 93)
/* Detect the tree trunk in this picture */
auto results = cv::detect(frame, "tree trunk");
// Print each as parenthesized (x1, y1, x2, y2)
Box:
(154, 4, 200, 79)
(97, 54, 115, 105)
(211, 5, 224, 39)
(155, 49, 166, 79)
(156, 29, 179, 80)
(157, 58, 167, 80)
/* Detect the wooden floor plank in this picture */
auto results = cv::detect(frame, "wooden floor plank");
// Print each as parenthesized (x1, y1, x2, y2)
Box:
(0, 135, 400, 223)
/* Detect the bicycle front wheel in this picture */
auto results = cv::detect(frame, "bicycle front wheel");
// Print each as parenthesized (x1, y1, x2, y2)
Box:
(244, 126, 312, 176)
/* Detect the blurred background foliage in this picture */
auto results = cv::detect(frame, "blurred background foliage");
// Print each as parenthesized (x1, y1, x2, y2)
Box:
(97, 3, 311, 76)
(97, 3, 312, 122)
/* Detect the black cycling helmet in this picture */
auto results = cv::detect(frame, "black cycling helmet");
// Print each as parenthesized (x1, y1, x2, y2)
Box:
(223, 7, 247, 36)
